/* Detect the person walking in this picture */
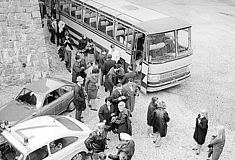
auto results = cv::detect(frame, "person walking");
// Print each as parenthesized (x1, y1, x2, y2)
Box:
(103, 54, 116, 92)
(57, 20, 66, 46)
(152, 101, 170, 147)
(112, 102, 132, 140)
(208, 125, 226, 160)
(98, 50, 107, 86)
(147, 97, 159, 138)
(85, 39, 96, 64)
(108, 133, 135, 160)
(122, 78, 139, 112)
(72, 55, 86, 83)
(85, 68, 99, 111)
(193, 109, 208, 155)
(63, 34, 73, 72)
(84, 122, 107, 160)
(73, 77, 86, 123)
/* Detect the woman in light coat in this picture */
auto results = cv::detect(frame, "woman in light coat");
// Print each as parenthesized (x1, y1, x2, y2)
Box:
(209, 125, 225, 160)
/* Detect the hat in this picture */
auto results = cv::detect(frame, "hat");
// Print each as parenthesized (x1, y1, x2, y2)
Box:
(120, 133, 131, 141)
(107, 54, 112, 58)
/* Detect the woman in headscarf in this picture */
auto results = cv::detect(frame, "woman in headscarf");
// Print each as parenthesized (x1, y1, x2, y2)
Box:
(193, 109, 208, 155)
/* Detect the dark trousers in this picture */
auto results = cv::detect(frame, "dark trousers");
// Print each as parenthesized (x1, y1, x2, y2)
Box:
(75, 109, 82, 120)
(50, 30, 55, 43)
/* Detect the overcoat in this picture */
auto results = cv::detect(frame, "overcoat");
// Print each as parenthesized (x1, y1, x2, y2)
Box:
(122, 82, 138, 112)
(147, 101, 157, 126)
(85, 74, 98, 100)
(115, 108, 132, 136)
(73, 84, 86, 111)
(210, 136, 225, 160)
(98, 103, 117, 125)
(110, 89, 129, 113)
(152, 109, 170, 137)
(193, 116, 208, 145)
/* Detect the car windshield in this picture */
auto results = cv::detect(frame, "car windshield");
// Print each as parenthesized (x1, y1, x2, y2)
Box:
(148, 28, 191, 63)
(0, 138, 24, 160)
(16, 88, 44, 109)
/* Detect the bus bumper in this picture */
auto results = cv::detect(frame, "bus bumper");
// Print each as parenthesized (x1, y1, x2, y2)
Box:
(146, 73, 191, 92)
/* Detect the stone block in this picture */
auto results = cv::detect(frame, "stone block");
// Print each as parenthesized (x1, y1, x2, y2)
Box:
(8, 48, 15, 57)
(0, 14, 7, 21)
(31, 11, 41, 18)
(20, 0, 31, 7)
(7, 41, 14, 48)
(18, 55, 27, 63)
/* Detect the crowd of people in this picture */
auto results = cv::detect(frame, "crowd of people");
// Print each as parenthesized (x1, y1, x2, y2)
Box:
(41, 13, 226, 160)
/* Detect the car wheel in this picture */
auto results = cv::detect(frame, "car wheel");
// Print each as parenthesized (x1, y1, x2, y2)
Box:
(72, 152, 86, 160)
(67, 101, 75, 112)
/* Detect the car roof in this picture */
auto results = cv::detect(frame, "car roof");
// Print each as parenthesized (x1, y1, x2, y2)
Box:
(24, 78, 75, 95)
(2, 116, 90, 153)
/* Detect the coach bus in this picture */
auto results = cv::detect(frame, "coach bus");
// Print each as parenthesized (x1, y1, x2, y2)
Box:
(45, 0, 193, 92)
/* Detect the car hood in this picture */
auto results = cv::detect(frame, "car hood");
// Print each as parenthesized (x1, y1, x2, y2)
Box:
(0, 100, 36, 126)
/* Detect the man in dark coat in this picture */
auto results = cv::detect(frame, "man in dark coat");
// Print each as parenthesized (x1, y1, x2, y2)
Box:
(98, 97, 118, 126)
(108, 133, 135, 160)
(73, 78, 86, 122)
(105, 64, 125, 94)
(152, 101, 170, 147)
(122, 78, 139, 112)
(112, 102, 132, 140)
(110, 83, 129, 114)
(98, 50, 107, 85)
(84, 123, 107, 160)
(72, 55, 86, 83)
(103, 54, 116, 91)
(147, 97, 159, 138)
(78, 35, 88, 50)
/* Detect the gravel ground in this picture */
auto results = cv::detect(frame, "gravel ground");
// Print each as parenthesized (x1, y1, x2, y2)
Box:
(1, 0, 235, 159)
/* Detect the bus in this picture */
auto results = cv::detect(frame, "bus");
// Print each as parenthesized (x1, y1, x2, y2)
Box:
(46, 0, 193, 92)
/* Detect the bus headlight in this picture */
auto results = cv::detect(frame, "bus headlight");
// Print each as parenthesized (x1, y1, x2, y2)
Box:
(148, 74, 160, 82)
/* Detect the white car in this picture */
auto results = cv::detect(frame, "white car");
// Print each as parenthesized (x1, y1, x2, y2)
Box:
(0, 115, 91, 160)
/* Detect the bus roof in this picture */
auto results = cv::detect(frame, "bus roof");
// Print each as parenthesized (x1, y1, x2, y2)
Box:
(83, 0, 191, 33)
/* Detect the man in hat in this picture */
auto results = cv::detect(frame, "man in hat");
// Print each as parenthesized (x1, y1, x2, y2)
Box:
(73, 77, 86, 123)
(108, 133, 135, 160)
(84, 122, 107, 160)
(72, 54, 86, 84)
(147, 97, 159, 138)
(152, 101, 170, 147)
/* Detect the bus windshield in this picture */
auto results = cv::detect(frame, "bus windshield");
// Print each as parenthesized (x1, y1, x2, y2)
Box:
(148, 27, 191, 63)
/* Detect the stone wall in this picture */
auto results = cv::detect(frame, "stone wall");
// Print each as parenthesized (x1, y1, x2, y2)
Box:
(0, 0, 49, 86)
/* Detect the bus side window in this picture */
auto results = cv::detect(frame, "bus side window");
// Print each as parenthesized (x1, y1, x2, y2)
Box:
(98, 15, 114, 38)
(60, 0, 70, 15)
(126, 28, 134, 50)
(71, 2, 82, 20)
